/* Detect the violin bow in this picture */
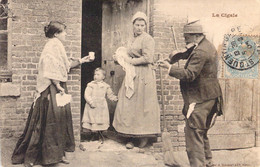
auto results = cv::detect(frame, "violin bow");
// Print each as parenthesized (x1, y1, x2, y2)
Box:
(170, 26, 179, 67)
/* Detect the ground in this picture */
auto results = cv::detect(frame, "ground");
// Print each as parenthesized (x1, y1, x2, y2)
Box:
(1, 133, 260, 167)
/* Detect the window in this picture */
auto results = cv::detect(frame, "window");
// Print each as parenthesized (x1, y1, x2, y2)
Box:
(0, 0, 11, 82)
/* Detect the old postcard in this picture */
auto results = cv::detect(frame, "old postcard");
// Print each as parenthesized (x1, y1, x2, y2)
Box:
(0, 0, 259, 166)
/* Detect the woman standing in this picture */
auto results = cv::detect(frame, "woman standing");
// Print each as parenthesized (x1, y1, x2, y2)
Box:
(11, 21, 92, 167)
(113, 12, 161, 149)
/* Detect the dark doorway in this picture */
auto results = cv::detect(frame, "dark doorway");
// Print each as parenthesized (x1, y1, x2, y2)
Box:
(81, 0, 102, 124)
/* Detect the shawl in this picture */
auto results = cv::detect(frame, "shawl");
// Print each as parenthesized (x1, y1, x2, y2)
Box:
(115, 47, 136, 99)
(35, 38, 70, 100)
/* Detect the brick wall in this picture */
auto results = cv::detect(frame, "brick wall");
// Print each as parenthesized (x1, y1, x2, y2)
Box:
(0, 97, 25, 138)
(0, 0, 82, 142)
(151, 0, 188, 152)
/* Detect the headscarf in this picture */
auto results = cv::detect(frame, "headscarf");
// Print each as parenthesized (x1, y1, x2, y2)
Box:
(132, 11, 147, 24)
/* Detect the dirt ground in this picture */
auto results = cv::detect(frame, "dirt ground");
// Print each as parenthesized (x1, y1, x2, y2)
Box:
(1, 134, 260, 167)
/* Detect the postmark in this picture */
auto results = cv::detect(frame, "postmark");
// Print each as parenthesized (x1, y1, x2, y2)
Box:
(222, 34, 259, 70)
(222, 33, 259, 78)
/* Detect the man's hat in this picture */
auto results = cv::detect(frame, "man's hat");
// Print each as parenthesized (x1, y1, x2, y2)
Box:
(132, 11, 147, 24)
(183, 20, 204, 33)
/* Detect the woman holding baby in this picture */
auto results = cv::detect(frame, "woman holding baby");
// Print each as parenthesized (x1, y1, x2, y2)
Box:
(113, 12, 161, 149)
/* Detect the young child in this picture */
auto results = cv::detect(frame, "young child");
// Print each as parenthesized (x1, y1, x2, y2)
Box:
(82, 68, 118, 144)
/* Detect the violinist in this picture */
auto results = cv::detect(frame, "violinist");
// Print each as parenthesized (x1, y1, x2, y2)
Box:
(158, 20, 223, 167)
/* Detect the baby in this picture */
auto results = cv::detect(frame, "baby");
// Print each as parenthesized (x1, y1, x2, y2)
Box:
(82, 68, 118, 144)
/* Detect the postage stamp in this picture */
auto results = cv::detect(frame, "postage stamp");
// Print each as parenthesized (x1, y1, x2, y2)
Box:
(222, 34, 259, 78)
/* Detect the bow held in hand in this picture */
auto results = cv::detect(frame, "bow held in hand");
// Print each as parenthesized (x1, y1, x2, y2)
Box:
(157, 59, 171, 69)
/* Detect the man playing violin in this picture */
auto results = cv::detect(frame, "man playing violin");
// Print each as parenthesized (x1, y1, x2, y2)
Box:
(158, 20, 223, 167)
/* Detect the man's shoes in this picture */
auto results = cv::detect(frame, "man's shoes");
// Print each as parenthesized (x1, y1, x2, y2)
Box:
(126, 142, 134, 149)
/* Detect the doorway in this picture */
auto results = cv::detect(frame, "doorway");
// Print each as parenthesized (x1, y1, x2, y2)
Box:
(81, 0, 149, 140)
(81, 0, 102, 126)
(101, 0, 148, 129)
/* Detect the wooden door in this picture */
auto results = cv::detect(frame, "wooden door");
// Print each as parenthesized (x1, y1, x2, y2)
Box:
(208, 78, 259, 149)
(102, 0, 148, 126)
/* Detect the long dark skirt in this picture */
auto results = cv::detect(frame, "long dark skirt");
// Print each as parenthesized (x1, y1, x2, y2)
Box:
(11, 83, 75, 165)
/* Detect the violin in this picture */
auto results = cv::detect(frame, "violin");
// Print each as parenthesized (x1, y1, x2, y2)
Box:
(168, 43, 196, 64)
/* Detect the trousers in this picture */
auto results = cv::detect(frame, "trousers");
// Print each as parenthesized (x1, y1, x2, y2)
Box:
(184, 99, 217, 167)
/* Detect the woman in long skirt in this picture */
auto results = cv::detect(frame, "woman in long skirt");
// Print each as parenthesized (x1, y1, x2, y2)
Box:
(113, 12, 161, 149)
(11, 21, 92, 167)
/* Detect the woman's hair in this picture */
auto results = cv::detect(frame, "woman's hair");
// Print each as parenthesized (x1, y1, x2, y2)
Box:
(133, 18, 147, 25)
(95, 68, 106, 77)
(44, 21, 66, 38)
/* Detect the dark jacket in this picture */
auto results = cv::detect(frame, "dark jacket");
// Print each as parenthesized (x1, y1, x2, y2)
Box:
(169, 37, 223, 113)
